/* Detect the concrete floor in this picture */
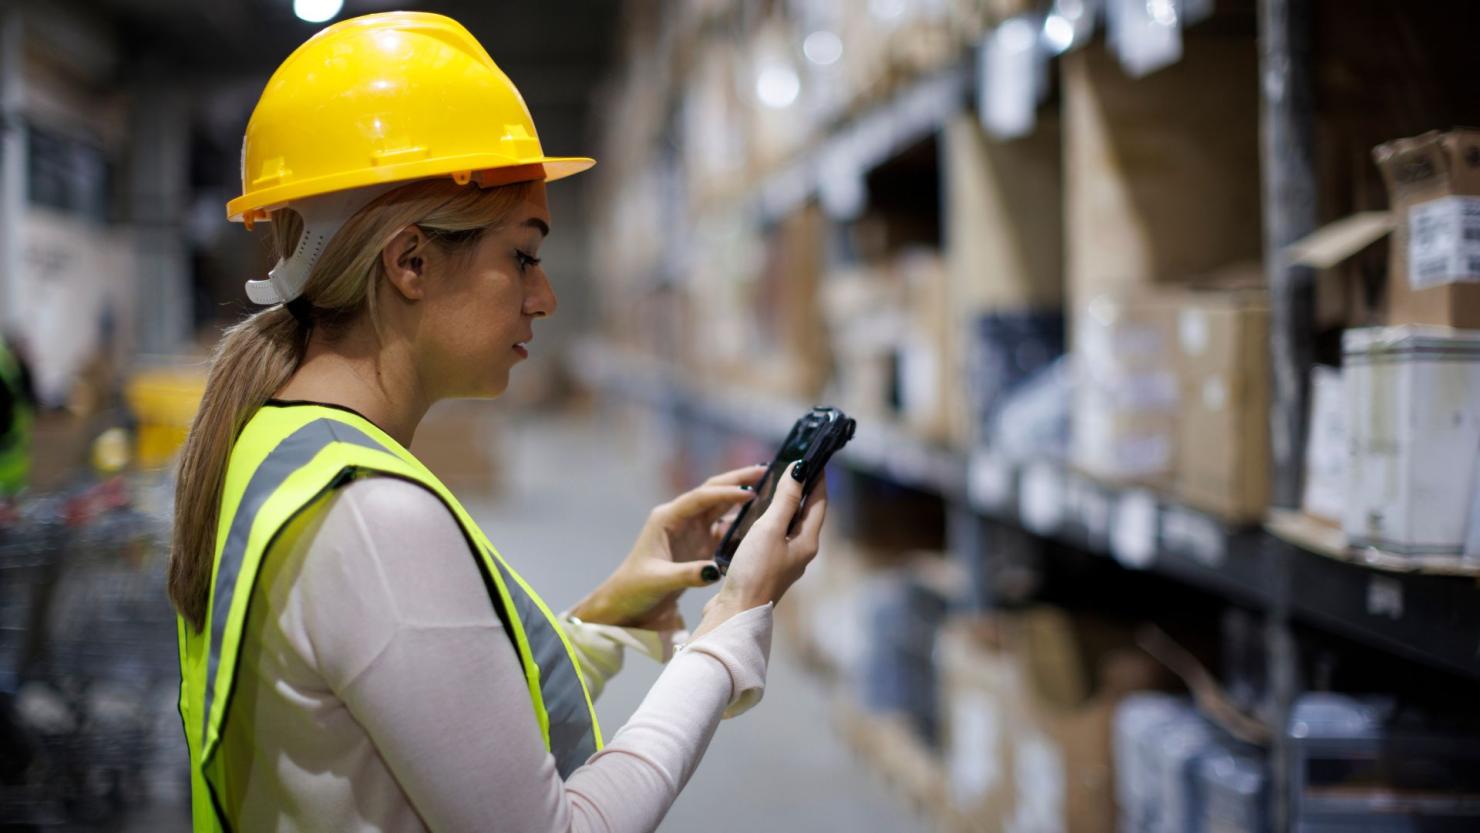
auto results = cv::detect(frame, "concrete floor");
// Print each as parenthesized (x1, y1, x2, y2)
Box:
(109, 402, 936, 832)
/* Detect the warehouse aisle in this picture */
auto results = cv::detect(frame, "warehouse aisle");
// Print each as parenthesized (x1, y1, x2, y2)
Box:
(461, 402, 936, 833)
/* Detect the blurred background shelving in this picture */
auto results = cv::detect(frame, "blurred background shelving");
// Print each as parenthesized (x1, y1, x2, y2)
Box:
(581, 1, 1480, 831)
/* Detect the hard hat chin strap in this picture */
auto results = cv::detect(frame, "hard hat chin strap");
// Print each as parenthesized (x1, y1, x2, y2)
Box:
(244, 182, 402, 306)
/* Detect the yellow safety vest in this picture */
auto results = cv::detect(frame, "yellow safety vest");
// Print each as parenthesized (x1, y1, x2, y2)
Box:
(177, 401, 603, 831)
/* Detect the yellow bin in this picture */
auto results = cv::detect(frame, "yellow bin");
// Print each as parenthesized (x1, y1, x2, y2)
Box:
(125, 368, 205, 469)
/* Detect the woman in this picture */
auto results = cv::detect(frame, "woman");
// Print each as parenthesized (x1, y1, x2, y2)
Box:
(169, 12, 828, 832)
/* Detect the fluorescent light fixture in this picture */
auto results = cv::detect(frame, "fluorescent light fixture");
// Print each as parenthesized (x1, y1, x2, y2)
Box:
(294, 0, 343, 24)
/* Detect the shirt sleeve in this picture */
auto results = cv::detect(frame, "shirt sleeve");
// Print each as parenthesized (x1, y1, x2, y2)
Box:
(297, 476, 774, 833)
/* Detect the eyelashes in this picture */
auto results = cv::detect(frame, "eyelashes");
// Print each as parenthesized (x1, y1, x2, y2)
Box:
(515, 249, 542, 272)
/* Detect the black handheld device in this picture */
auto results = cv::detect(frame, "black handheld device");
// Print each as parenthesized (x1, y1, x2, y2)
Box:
(712, 407, 856, 575)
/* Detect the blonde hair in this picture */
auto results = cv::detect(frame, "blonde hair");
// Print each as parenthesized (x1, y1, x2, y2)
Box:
(169, 178, 537, 630)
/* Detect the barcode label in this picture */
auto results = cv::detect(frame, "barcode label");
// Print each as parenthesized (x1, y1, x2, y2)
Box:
(1408, 196, 1480, 289)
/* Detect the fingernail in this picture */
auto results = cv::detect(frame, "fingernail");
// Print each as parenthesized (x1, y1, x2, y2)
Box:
(739, 484, 753, 491)
(757, 462, 770, 468)
(701, 565, 720, 582)
(791, 460, 806, 482)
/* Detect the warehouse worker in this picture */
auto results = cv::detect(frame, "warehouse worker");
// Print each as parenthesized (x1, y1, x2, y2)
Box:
(0, 335, 35, 496)
(169, 12, 828, 832)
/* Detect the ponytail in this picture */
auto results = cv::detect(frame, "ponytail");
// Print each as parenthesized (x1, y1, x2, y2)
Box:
(169, 306, 305, 629)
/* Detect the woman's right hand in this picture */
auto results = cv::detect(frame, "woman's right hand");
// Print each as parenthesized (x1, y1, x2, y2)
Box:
(690, 463, 828, 640)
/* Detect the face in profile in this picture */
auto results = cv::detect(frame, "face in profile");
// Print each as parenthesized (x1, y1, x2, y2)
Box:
(416, 182, 557, 400)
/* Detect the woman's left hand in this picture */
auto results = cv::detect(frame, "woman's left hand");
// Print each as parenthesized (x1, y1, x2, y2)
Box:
(569, 464, 765, 628)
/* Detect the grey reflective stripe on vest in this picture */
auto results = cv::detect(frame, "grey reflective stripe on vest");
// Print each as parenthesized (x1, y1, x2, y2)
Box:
(202, 418, 383, 741)
(483, 543, 598, 775)
(203, 415, 597, 776)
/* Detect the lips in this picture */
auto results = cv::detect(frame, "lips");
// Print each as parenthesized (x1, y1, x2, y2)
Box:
(513, 336, 531, 358)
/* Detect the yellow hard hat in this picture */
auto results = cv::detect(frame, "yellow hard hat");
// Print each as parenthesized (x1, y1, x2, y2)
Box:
(226, 11, 594, 226)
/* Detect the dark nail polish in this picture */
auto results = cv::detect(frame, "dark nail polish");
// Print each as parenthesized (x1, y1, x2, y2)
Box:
(701, 565, 720, 583)
(791, 460, 806, 482)
(739, 484, 753, 491)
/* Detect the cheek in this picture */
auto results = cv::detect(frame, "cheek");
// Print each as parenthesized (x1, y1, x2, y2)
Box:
(437, 276, 522, 359)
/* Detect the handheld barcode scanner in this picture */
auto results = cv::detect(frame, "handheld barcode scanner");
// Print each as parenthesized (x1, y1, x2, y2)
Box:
(712, 407, 856, 576)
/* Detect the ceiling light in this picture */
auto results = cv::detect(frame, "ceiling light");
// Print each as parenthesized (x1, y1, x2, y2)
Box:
(756, 64, 800, 109)
(294, 0, 343, 24)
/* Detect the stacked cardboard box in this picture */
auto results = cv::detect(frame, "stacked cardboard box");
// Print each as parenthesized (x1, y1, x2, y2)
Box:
(939, 608, 1164, 833)
(1173, 290, 1271, 522)
(1072, 291, 1181, 485)
(1062, 38, 1262, 305)
(1372, 129, 1480, 329)
(1062, 35, 1262, 490)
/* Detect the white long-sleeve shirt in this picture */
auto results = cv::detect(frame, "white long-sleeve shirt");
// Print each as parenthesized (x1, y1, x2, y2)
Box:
(219, 476, 773, 832)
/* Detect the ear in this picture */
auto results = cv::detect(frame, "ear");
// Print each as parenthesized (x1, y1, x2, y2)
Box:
(380, 225, 431, 301)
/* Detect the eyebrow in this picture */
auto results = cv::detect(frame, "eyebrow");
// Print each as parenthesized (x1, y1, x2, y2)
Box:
(523, 218, 550, 238)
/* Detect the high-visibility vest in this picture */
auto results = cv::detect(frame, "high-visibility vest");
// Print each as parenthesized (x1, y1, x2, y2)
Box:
(0, 340, 32, 495)
(177, 401, 603, 831)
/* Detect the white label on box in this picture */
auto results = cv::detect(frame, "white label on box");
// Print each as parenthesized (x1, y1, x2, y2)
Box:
(1009, 730, 1066, 833)
(978, 17, 1042, 139)
(1021, 462, 1066, 535)
(1178, 309, 1210, 357)
(949, 691, 1002, 804)
(1163, 506, 1226, 567)
(1078, 477, 1113, 544)
(1365, 576, 1404, 620)
(969, 449, 1014, 512)
(1407, 196, 1480, 289)
(1112, 490, 1159, 569)
(1110, 0, 1183, 78)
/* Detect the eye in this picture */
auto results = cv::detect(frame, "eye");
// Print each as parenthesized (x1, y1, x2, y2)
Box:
(515, 249, 542, 273)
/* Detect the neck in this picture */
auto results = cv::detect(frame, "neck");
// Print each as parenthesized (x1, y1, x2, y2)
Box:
(273, 326, 429, 448)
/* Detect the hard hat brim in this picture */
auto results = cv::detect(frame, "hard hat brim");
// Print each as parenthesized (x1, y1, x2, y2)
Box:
(226, 155, 597, 223)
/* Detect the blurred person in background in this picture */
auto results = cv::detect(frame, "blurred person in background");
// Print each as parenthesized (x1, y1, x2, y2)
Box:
(168, 12, 828, 832)
(0, 333, 36, 497)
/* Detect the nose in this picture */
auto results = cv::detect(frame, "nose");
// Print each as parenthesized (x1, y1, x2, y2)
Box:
(524, 268, 558, 319)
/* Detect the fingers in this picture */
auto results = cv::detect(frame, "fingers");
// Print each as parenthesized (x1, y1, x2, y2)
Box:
(654, 558, 723, 590)
(662, 484, 755, 522)
(702, 463, 769, 488)
(788, 473, 828, 556)
(758, 462, 806, 531)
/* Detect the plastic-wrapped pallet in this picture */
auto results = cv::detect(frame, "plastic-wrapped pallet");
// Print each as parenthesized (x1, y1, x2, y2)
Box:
(857, 566, 950, 742)
(1113, 694, 1265, 833)
(1197, 749, 1269, 833)
(1113, 693, 1187, 833)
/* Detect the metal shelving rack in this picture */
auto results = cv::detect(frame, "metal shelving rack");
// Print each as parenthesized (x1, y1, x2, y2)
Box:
(582, 1, 1480, 828)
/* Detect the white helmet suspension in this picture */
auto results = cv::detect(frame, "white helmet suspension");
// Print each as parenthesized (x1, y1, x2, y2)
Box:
(243, 182, 402, 306)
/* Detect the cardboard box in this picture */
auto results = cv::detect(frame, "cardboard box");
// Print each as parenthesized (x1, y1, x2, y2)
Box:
(1072, 291, 1181, 484)
(1342, 326, 1480, 560)
(1372, 129, 1480, 329)
(1062, 38, 1262, 303)
(939, 609, 1164, 833)
(1301, 366, 1346, 526)
(898, 250, 970, 447)
(1174, 291, 1271, 522)
(943, 113, 1063, 311)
